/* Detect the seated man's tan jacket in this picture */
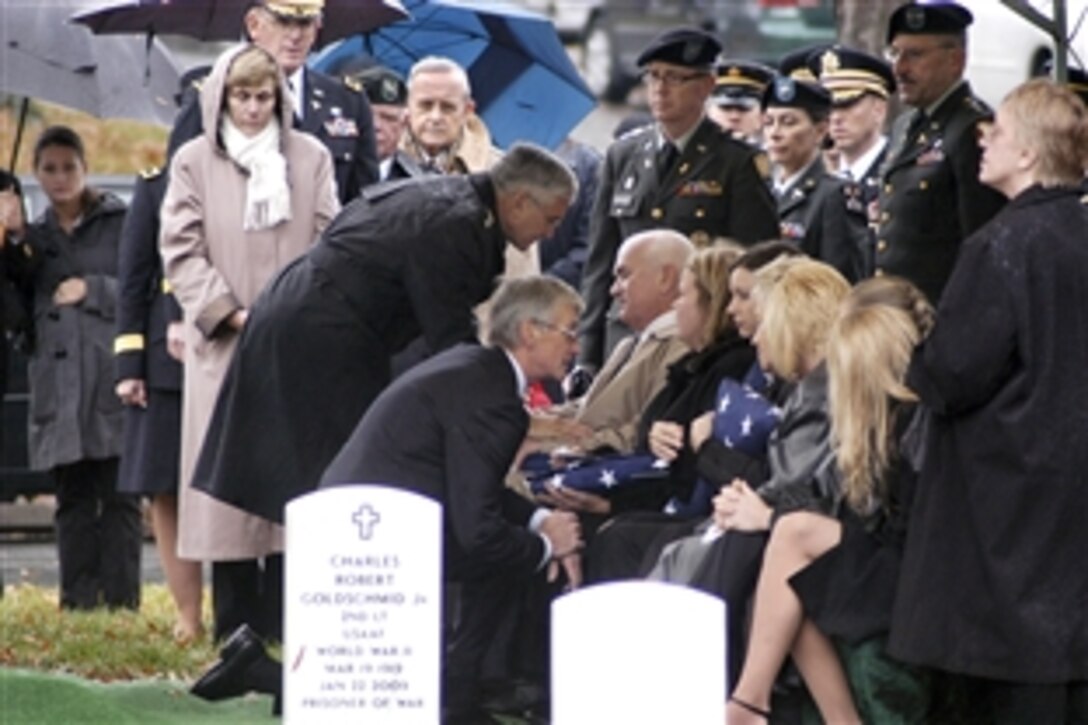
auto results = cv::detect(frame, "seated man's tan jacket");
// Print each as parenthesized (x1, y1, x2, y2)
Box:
(550, 311, 689, 454)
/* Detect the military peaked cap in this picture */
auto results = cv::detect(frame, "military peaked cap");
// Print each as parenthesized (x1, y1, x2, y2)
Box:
(811, 46, 896, 104)
(713, 60, 775, 108)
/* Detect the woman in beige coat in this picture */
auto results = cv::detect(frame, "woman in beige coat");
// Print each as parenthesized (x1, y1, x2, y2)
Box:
(160, 44, 339, 641)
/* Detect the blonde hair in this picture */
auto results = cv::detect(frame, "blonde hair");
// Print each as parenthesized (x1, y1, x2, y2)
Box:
(1001, 78, 1088, 186)
(828, 278, 933, 512)
(687, 243, 743, 346)
(754, 258, 849, 380)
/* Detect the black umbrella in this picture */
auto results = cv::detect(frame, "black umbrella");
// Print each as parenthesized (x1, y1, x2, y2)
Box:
(72, 0, 410, 50)
(1, 1, 181, 170)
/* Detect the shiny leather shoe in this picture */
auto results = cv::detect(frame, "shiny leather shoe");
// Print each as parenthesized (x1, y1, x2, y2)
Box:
(190, 624, 266, 701)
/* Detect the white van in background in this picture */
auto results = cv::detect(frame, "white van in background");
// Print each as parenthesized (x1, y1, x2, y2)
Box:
(961, 0, 1087, 107)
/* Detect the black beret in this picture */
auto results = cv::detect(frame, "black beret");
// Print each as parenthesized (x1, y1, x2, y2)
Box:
(352, 65, 407, 106)
(713, 59, 775, 108)
(779, 44, 829, 82)
(636, 27, 722, 69)
(762, 75, 832, 117)
(810, 45, 896, 104)
(887, 2, 973, 43)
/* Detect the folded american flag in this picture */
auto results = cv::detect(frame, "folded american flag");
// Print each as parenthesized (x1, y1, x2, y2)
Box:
(525, 453, 667, 496)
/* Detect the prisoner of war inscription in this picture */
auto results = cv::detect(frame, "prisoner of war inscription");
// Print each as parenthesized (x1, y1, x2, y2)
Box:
(285, 485, 441, 724)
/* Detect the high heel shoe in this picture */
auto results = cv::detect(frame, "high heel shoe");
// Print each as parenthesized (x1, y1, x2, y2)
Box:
(729, 695, 772, 721)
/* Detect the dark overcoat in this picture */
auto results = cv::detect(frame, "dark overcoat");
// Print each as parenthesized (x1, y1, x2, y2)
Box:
(193, 174, 507, 524)
(113, 171, 183, 496)
(874, 81, 1006, 302)
(578, 117, 779, 368)
(889, 185, 1088, 683)
(22, 191, 126, 470)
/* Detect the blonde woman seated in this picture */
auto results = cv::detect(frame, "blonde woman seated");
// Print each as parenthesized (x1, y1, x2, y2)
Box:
(726, 277, 934, 724)
(679, 257, 850, 691)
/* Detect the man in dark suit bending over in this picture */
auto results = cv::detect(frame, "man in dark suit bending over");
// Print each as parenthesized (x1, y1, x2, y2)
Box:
(322, 276, 584, 720)
(193, 276, 584, 722)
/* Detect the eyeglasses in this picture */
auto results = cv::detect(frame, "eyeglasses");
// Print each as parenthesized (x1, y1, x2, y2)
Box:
(533, 319, 579, 342)
(884, 43, 955, 64)
(640, 69, 707, 88)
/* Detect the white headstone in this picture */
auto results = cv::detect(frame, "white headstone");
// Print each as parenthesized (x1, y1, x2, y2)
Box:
(551, 581, 726, 725)
(284, 485, 441, 724)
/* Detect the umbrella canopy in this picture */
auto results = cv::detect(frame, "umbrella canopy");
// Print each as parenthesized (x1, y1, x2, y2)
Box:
(309, 0, 596, 150)
(1, 2, 180, 125)
(72, 0, 410, 50)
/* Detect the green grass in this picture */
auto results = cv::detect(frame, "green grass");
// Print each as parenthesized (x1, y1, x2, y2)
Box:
(0, 584, 218, 681)
(0, 669, 279, 724)
(0, 584, 528, 723)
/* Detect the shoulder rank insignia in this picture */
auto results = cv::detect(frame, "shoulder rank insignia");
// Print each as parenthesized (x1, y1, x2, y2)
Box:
(139, 166, 161, 180)
(753, 152, 772, 181)
(343, 76, 362, 93)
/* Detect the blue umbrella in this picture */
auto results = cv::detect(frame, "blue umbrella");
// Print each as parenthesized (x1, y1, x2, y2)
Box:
(309, 0, 596, 150)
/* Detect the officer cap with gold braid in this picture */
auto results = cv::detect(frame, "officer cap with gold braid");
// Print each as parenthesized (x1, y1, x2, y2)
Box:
(261, 0, 324, 21)
(636, 27, 722, 69)
(810, 46, 896, 107)
(778, 44, 829, 83)
(887, 1, 973, 43)
(712, 59, 775, 109)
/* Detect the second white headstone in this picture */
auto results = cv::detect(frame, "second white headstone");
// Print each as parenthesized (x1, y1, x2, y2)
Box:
(551, 581, 726, 725)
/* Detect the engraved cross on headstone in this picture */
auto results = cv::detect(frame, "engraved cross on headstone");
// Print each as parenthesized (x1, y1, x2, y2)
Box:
(352, 504, 381, 540)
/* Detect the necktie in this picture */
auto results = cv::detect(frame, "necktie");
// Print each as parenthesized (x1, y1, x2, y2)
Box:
(906, 109, 927, 140)
(657, 142, 679, 178)
(288, 79, 302, 122)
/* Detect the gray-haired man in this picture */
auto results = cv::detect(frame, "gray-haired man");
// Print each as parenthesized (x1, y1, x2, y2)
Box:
(191, 143, 578, 526)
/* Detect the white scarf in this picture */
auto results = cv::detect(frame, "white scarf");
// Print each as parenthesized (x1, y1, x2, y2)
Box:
(221, 117, 292, 231)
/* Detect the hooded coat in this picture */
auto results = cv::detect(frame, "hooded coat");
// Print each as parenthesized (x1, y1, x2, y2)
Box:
(160, 44, 339, 560)
(23, 190, 127, 470)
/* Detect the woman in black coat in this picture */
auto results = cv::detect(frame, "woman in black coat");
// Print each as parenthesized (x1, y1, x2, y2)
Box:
(888, 79, 1088, 721)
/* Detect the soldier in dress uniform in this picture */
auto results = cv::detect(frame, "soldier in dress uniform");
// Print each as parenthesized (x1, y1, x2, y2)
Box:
(875, 1, 1006, 303)
(707, 59, 774, 146)
(811, 45, 896, 277)
(574, 27, 778, 381)
(113, 168, 204, 640)
(763, 75, 865, 281)
(350, 65, 412, 182)
(169, 0, 378, 203)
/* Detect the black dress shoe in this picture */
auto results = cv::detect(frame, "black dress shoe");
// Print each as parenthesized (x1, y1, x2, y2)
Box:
(190, 624, 266, 701)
